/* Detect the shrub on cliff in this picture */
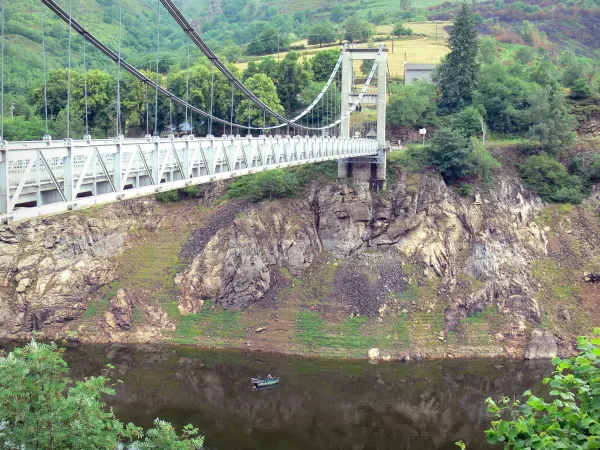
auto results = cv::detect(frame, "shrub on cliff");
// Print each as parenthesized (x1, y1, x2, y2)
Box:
(458, 329, 600, 449)
(0, 341, 204, 449)
(520, 153, 585, 203)
(427, 128, 474, 182)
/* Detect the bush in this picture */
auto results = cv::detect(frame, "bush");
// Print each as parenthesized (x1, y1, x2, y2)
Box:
(456, 182, 474, 196)
(570, 78, 593, 99)
(481, 330, 600, 449)
(393, 23, 413, 36)
(389, 144, 428, 173)
(427, 128, 474, 182)
(520, 153, 585, 203)
(0, 341, 204, 449)
(180, 185, 203, 199)
(447, 106, 485, 138)
(156, 189, 180, 202)
(589, 158, 600, 183)
(468, 137, 501, 182)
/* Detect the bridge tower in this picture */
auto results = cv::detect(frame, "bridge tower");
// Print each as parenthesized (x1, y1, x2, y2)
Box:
(338, 47, 388, 189)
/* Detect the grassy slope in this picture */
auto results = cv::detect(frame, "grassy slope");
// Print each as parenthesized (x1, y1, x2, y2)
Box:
(237, 22, 451, 78)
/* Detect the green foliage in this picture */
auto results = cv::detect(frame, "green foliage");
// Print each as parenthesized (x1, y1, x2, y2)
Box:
(447, 105, 484, 138)
(389, 145, 428, 173)
(393, 23, 413, 36)
(427, 128, 474, 182)
(0, 341, 204, 449)
(227, 162, 336, 201)
(570, 78, 593, 99)
(307, 22, 337, 46)
(227, 169, 297, 201)
(310, 50, 340, 83)
(2, 116, 48, 141)
(236, 73, 284, 127)
(589, 158, 600, 183)
(387, 82, 438, 127)
(483, 331, 600, 450)
(526, 86, 576, 155)
(478, 37, 498, 64)
(436, 3, 480, 111)
(468, 137, 501, 182)
(156, 189, 181, 203)
(474, 62, 534, 134)
(275, 52, 312, 114)
(520, 153, 585, 203)
(343, 15, 373, 42)
(456, 182, 474, 196)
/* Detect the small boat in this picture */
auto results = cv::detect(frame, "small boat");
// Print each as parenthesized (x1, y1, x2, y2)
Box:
(251, 377, 279, 389)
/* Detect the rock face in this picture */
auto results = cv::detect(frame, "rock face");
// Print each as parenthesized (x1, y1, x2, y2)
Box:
(176, 202, 321, 312)
(0, 198, 160, 338)
(178, 171, 547, 333)
(524, 329, 558, 359)
(105, 289, 133, 330)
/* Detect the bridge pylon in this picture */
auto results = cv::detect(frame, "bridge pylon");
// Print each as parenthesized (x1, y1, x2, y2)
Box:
(338, 47, 388, 190)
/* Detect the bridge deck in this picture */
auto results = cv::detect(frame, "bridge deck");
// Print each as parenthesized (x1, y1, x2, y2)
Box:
(0, 135, 379, 223)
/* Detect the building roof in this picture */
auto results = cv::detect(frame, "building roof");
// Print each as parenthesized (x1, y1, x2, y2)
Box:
(405, 64, 438, 71)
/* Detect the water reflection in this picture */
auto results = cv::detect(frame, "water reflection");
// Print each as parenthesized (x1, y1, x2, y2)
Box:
(2, 343, 552, 450)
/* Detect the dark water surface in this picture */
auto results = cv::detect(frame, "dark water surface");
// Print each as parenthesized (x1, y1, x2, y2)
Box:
(1, 343, 552, 450)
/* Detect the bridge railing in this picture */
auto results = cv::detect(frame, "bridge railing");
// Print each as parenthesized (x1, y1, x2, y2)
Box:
(0, 135, 378, 223)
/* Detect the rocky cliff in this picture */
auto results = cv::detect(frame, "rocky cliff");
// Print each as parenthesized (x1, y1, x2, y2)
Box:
(1, 169, 598, 359)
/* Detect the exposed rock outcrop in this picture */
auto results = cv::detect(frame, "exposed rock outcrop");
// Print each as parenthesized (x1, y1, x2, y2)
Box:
(178, 171, 547, 334)
(176, 202, 321, 311)
(524, 329, 558, 359)
(0, 198, 159, 337)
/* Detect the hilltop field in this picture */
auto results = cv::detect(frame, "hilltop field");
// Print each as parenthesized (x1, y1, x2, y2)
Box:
(235, 22, 451, 79)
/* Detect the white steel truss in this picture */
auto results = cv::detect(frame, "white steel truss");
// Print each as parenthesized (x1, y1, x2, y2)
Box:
(0, 135, 378, 223)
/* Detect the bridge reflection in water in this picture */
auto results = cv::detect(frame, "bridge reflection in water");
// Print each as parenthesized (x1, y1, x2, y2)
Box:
(0, 135, 379, 223)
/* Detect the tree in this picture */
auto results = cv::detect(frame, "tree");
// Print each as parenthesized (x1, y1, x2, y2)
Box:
(387, 82, 438, 127)
(447, 105, 485, 138)
(343, 15, 373, 42)
(308, 22, 336, 47)
(360, 60, 375, 76)
(311, 50, 340, 82)
(0, 341, 204, 449)
(435, 3, 480, 112)
(526, 85, 576, 155)
(570, 78, 593, 99)
(276, 52, 312, 114)
(480, 330, 600, 448)
(330, 6, 346, 23)
(427, 128, 474, 181)
(236, 73, 284, 127)
(478, 37, 497, 64)
(393, 23, 413, 36)
(468, 137, 500, 182)
(401, 0, 412, 10)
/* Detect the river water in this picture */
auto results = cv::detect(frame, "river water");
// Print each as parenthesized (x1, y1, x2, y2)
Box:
(1, 343, 552, 449)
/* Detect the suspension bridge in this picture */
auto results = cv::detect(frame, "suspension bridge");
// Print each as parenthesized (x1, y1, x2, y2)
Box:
(0, 0, 388, 223)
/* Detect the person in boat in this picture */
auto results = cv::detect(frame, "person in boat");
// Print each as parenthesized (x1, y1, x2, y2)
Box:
(266, 374, 273, 381)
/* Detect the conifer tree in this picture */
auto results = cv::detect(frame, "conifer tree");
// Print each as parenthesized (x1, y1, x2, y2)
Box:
(436, 3, 480, 112)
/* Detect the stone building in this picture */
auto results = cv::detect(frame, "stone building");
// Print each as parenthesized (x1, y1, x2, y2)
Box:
(404, 63, 437, 84)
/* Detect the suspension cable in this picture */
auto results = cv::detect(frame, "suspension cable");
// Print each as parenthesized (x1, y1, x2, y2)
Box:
(154, 0, 160, 136)
(83, 37, 89, 136)
(185, 40, 190, 133)
(66, 0, 73, 139)
(145, 64, 149, 135)
(116, 0, 123, 136)
(0, 0, 4, 139)
(41, 7, 49, 136)
(208, 62, 214, 135)
(41, 0, 374, 132)
(229, 82, 234, 135)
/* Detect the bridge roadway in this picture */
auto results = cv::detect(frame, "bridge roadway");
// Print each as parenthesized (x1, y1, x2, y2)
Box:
(0, 135, 379, 223)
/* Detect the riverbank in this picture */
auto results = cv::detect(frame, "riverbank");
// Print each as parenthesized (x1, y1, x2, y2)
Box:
(1, 167, 599, 361)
